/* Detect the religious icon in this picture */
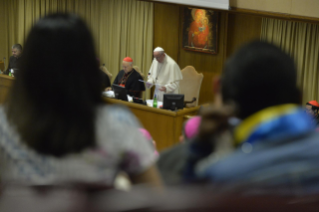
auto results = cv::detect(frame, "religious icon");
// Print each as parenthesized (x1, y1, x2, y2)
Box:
(182, 8, 219, 54)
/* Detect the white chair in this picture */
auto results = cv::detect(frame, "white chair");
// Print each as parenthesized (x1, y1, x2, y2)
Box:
(179, 66, 204, 107)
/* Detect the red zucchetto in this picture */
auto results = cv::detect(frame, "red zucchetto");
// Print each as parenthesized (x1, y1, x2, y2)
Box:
(308, 100, 319, 108)
(123, 57, 133, 62)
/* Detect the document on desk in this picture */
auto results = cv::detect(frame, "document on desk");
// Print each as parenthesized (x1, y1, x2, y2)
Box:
(139, 79, 163, 89)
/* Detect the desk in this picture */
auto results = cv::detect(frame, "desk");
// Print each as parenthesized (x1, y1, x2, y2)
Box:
(104, 98, 200, 151)
(0, 62, 4, 72)
(0, 75, 14, 104)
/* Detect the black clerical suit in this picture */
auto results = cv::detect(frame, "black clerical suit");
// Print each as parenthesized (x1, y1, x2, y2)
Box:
(113, 69, 145, 97)
(5, 56, 21, 75)
(101, 71, 111, 90)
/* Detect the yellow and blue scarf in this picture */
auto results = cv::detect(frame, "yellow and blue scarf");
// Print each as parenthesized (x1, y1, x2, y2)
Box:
(234, 104, 315, 146)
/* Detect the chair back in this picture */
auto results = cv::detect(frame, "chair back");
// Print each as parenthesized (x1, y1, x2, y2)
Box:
(100, 65, 113, 82)
(179, 66, 203, 107)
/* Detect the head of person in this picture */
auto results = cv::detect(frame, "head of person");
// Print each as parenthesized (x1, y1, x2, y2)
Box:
(202, 18, 208, 26)
(153, 47, 165, 63)
(195, 9, 204, 22)
(306, 100, 319, 118)
(221, 41, 300, 120)
(122, 57, 134, 73)
(139, 128, 158, 156)
(180, 116, 201, 143)
(5, 13, 103, 157)
(12, 44, 22, 58)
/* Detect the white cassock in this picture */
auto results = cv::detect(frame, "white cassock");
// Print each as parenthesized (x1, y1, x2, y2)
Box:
(147, 53, 183, 101)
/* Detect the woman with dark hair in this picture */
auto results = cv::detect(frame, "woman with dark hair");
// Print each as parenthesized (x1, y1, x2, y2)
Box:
(0, 13, 161, 187)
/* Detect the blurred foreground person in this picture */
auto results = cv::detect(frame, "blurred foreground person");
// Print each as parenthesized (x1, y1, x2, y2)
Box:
(0, 14, 161, 188)
(185, 41, 319, 193)
(157, 116, 204, 185)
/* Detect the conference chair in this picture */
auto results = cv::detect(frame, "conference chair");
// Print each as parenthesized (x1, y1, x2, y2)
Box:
(180, 66, 203, 107)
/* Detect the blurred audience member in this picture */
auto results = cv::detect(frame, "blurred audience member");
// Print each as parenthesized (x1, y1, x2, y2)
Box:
(157, 116, 203, 185)
(139, 128, 158, 156)
(113, 57, 145, 98)
(5, 44, 22, 75)
(306, 100, 319, 126)
(0, 13, 161, 188)
(184, 41, 319, 193)
(97, 58, 111, 91)
(179, 116, 201, 143)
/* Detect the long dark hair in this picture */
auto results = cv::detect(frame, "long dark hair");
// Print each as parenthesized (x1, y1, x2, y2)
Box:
(5, 13, 103, 157)
(221, 41, 300, 119)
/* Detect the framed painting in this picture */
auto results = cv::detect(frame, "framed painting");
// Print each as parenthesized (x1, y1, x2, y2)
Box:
(182, 7, 219, 54)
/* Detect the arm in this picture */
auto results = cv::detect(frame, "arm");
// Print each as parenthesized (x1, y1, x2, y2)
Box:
(146, 75, 154, 89)
(113, 72, 120, 85)
(165, 81, 179, 93)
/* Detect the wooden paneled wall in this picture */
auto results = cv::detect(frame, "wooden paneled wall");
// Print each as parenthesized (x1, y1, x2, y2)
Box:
(0, 0, 6, 63)
(154, 3, 262, 105)
(226, 13, 262, 57)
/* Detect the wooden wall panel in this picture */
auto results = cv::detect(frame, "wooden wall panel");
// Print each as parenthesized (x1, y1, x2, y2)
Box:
(226, 13, 262, 57)
(153, 3, 180, 62)
(178, 11, 228, 105)
(154, 3, 263, 105)
(0, 0, 6, 63)
(154, 3, 228, 105)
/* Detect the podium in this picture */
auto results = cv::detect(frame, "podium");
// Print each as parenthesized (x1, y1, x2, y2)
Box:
(104, 97, 200, 151)
(0, 61, 4, 72)
(0, 74, 14, 103)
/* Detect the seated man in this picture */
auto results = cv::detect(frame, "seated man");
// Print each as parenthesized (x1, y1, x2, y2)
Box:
(5, 44, 22, 75)
(101, 70, 111, 91)
(113, 57, 145, 97)
(185, 41, 319, 193)
(305, 100, 319, 126)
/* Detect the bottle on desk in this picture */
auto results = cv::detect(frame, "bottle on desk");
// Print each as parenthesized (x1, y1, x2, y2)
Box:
(153, 94, 157, 108)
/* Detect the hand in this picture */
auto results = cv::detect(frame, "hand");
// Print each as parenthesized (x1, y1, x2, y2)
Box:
(159, 86, 166, 92)
(105, 87, 112, 91)
(198, 105, 235, 142)
(146, 82, 153, 89)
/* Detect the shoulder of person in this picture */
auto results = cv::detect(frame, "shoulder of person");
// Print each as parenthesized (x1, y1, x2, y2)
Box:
(96, 104, 141, 128)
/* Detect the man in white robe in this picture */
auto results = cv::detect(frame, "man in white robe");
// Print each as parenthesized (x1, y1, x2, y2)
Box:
(146, 47, 183, 101)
